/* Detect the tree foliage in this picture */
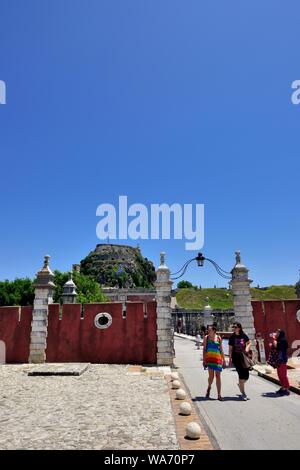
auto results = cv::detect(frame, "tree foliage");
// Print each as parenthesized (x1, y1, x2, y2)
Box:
(0, 278, 34, 306)
(53, 270, 108, 304)
(177, 280, 196, 289)
(0, 272, 107, 306)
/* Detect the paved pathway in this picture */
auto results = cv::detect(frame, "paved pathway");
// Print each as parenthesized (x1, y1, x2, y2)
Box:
(174, 336, 300, 450)
(0, 364, 178, 450)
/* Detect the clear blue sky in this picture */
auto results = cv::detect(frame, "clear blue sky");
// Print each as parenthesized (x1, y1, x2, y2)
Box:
(0, 0, 299, 287)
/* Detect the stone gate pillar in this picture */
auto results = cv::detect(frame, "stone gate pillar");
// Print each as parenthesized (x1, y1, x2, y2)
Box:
(155, 252, 174, 366)
(230, 251, 256, 349)
(29, 255, 55, 363)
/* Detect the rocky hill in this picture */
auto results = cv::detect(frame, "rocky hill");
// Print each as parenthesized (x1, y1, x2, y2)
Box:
(79, 244, 156, 288)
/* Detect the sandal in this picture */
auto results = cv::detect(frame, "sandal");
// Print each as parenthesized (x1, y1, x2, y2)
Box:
(205, 387, 211, 398)
(218, 396, 224, 401)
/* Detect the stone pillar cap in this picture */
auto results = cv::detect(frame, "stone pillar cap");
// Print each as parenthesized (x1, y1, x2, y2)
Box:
(64, 272, 76, 288)
(34, 255, 55, 288)
(62, 272, 77, 296)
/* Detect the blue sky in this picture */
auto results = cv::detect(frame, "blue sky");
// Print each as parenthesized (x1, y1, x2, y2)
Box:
(0, 0, 299, 287)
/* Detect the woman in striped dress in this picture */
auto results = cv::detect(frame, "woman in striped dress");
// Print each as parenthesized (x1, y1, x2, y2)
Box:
(203, 325, 226, 401)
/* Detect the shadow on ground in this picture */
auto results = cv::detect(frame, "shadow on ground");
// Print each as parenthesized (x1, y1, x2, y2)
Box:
(192, 395, 245, 402)
(261, 392, 286, 399)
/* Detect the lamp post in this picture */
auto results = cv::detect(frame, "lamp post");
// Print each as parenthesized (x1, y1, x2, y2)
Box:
(170, 252, 232, 282)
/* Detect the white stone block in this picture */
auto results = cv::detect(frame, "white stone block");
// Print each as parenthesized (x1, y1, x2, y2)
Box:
(186, 422, 201, 439)
(31, 325, 48, 333)
(33, 308, 48, 316)
(170, 372, 179, 381)
(33, 298, 49, 306)
(29, 344, 46, 351)
(179, 402, 192, 415)
(30, 331, 47, 338)
(176, 388, 186, 400)
(30, 336, 47, 344)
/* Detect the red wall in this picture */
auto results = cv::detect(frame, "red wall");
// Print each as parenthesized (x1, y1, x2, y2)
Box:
(252, 300, 300, 357)
(0, 306, 32, 363)
(46, 301, 157, 364)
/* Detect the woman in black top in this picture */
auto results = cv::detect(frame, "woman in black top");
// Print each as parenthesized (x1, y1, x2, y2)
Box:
(228, 322, 252, 401)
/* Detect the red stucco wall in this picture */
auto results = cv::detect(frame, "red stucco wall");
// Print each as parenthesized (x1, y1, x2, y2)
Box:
(252, 300, 300, 358)
(46, 301, 157, 364)
(0, 306, 32, 363)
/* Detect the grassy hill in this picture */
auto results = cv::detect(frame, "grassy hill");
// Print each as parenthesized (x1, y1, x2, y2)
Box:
(176, 285, 297, 310)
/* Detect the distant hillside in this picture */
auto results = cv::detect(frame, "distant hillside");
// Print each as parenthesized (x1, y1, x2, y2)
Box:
(176, 285, 297, 310)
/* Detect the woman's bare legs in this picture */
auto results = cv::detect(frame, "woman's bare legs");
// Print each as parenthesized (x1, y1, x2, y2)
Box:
(206, 369, 214, 397)
(216, 371, 221, 396)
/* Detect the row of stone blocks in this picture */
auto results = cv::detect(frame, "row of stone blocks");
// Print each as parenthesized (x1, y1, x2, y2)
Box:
(170, 372, 201, 440)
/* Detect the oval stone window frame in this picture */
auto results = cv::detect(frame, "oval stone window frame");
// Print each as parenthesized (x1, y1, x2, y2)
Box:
(296, 310, 300, 323)
(94, 312, 113, 329)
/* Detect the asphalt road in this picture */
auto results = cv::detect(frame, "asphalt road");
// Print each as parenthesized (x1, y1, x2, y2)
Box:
(174, 335, 300, 450)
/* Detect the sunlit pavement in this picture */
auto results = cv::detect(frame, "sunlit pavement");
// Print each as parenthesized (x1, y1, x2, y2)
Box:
(174, 336, 300, 450)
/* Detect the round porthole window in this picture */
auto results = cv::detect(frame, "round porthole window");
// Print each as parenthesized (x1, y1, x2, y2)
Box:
(296, 310, 300, 323)
(94, 312, 112, 329)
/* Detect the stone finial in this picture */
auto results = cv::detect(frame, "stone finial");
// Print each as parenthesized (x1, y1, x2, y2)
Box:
(40, 255, 54, 275)
(235, 251, 241, 265)
(234, 250, 247, 269)
(160, 252, 166, 266)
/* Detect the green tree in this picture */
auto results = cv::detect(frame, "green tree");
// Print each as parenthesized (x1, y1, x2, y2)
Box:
(0, 278, 34, 306)
(53, 270, 108, 304)
(0, 271, 108, 307)
(177, 280, 195, 289)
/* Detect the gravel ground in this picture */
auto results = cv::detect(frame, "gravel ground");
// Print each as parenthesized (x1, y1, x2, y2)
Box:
(0, 364, 178, 450)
